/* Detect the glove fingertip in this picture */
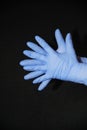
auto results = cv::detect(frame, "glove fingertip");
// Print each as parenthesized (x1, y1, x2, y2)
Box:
(35, 35, 39, 40)
(23, 50, 26, 55)
(38, 83, 46, 91)
(19, 61, 22, 66)
(65, 33, 71, 41)
(35, 35, 42, 42)
(33, 80, 37, 84)
(26, 41, 30, 46)
(38, 86, 43, 91)
(55, 28, 60, 34)
(24, 75, 27, 80)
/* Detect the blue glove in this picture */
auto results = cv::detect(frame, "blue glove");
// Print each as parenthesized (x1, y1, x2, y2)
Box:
(19, 29, 87, 91)
(20, 29, 66, 90)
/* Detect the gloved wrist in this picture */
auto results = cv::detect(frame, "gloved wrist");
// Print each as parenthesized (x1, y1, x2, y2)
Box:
(53, 61, 87, 86)
(66, 62, 87, 85)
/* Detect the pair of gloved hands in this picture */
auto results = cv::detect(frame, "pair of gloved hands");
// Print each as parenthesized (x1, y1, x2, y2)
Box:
(19, 29, 87, 91)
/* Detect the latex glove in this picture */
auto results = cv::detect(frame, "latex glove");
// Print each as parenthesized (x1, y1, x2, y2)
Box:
(20, 31, 79, 83)
(20, 29, 66, 90)
(19, 29, 87, 91)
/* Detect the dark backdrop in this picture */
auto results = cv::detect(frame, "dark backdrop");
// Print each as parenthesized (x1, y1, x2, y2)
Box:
(0, 1, 87, 130)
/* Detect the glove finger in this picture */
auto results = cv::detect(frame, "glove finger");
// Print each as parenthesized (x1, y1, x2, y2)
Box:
(38, 79, 51, 91)
(19, 59, 45, 66)
(33, 74, 51, 84)
(35, 35, 54, 54)
(23, 65, 46, 71)
(55, 28, 65, 53)
(65, 33, 77, 59)
(24, 71, 44, 80)
(23, 50, 46, 61)
(26, 42, 46, 55)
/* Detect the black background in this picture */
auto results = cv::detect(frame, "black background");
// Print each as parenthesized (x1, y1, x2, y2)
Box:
(0, 1, 87, 130)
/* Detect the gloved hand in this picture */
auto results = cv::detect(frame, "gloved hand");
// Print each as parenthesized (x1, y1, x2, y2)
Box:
(20, 29, 65, 90)
(19, 29, 87, 91)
